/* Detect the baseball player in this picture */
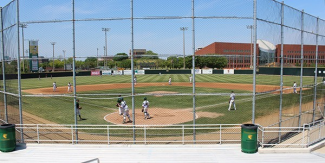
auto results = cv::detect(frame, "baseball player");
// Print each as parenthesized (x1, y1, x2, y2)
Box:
(189, 75, 192, 83)
(228, 91, 237, 111)
(134, 75, 137, 85)
(142, 97, 150, 119)
(168, 77, 172, 85)
(116, 95, 124, 115)
(67, 82, 72, 92)
(76, 99, 83, 120)
(120, 98, 132, 124)
(53, 82, 57, 92)
(293, 82, 297, 93)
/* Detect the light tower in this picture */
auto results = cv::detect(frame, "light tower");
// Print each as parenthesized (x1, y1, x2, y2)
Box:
(19, 24, 28, 72)
(50, 42, 56, 72)
(180, 27, 188, 69)
(246, 25, 253, 69)
(102, 28, 110, 68)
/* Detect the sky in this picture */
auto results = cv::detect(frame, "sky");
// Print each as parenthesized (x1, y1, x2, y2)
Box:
(0, 0, 325, 60)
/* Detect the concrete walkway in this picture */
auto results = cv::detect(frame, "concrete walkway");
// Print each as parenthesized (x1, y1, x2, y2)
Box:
(0, 143, 324, 163)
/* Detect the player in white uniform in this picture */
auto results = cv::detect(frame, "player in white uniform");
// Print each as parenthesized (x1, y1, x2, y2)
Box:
(134, 75, 137, 85)
(293, 82, 297, 93)
(142, 97, 150, 119)
(53, 82, 57, 92)
(189, 75, 192, 83)
(228, 91, 236, 111)
(120, 98, 132, 124)
(67, 82, 72, 92)
(168, 77, 172, 85)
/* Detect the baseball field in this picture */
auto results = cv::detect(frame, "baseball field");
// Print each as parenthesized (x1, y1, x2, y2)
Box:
(14, 74, 322, 128)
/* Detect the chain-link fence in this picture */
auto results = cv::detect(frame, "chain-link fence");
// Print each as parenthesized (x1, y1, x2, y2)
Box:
(0, 0, 324, 144)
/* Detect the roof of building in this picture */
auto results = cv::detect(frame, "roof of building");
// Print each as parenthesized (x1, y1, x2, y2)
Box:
(257, 40, 276, 52)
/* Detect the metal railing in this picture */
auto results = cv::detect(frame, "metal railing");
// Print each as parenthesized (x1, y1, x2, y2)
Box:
(14, 121, 325, 147)
(258, 120, 325, 148)
(15, 124, 242, 145)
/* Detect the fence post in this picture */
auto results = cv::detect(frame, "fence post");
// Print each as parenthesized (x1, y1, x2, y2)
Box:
(307, 125, 311, 147)
(318, 124, 321, 140)
(144, 126, 147, 145)
(298, 10, 304, 128)
(219, 124, 222, 145)
(107, 125, 110, 145)
(37, 124, 40, 144)
(312, 17, 319, 123)
(278, 1, 284, 143)
(0, 7, 8, 123)
(261, 127, 265, 148)
(71, 125, 74, 145)
(182, 125, 184, 145)
(191, 0, 196, 144)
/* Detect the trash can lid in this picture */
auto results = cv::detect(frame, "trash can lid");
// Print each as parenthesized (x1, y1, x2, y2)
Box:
(241, 124, 258, 129)
(0, 124, 15, 129)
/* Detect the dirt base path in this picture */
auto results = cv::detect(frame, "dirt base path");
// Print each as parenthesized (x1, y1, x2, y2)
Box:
(22, 82, 294, 95)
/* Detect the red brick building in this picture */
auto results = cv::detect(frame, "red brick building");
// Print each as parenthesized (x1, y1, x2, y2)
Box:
(195, 42, 259, 69)
(275, 44, 325, 66)
(195, 41, 325, 69)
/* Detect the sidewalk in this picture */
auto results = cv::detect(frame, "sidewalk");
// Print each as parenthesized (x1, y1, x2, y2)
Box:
(0, 143, 324, 163)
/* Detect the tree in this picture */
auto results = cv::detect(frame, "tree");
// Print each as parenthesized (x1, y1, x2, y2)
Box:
(143, 50, 158, 59)
(184, 55, 227, 69)
(113, 53, 128, 61)
(84, 57, 97, 68)
(117, 59, 131, 69)
(107, 60, 115, 69)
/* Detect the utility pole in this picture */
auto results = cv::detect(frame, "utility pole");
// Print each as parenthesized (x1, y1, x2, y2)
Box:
(20, 24, 27, 72)
(246, 25, 253, 69)
(50, 42, 56, 72)
(63, 50, 66, 71)
(102, 28, 110, 68)
(97, 48, 99, 67)
(180, 27, 188, 69)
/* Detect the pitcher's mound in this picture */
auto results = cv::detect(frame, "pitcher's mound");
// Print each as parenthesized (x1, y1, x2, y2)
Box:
(104, 108, 223, 125)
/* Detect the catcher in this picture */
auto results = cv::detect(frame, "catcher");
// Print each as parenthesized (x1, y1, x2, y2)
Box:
(76, 99, 83, 120)
(142, 97, 150, 119)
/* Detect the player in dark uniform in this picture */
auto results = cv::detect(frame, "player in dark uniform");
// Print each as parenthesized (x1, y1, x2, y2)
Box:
(76, 99, 83, 120)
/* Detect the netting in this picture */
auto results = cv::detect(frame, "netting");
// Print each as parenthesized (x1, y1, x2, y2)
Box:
(0, 0, 324, 144)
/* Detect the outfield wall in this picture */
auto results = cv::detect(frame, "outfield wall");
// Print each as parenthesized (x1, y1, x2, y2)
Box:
(1, 68, 325, 80)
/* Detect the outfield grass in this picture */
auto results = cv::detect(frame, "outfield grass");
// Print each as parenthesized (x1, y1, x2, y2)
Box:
(1, 74, 323, 135)
(5, 74, 320, 90)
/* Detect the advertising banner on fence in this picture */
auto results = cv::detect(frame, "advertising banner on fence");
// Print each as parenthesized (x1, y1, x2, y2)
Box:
(122, 70, 145, 75)
(224, 69, 234, 74)
(113, 70, 123, 75)
(202, 69, 213, 74)
(91, 70, 100, 76)
(29, 40, 39, 72)
(136, 70, 145, 75)
(191, 69, 201, 74)
(102, 70, 112, 75)
(124, 70, 132, 75)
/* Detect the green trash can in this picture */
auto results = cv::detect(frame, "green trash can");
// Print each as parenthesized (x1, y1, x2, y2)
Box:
(241, 124, 258, 153)
(0, 124, 16, 152)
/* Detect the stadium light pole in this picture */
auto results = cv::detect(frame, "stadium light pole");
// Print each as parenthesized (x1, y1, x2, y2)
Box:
(180, 27, 188, 69)
(102, 28, 110, 68)
(246, 25, 253, 69)
(51, 42, 56, 72)
(97, 48, 99, 67)
(63, 50, 66, 71)
(19, 24, 27, 72)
